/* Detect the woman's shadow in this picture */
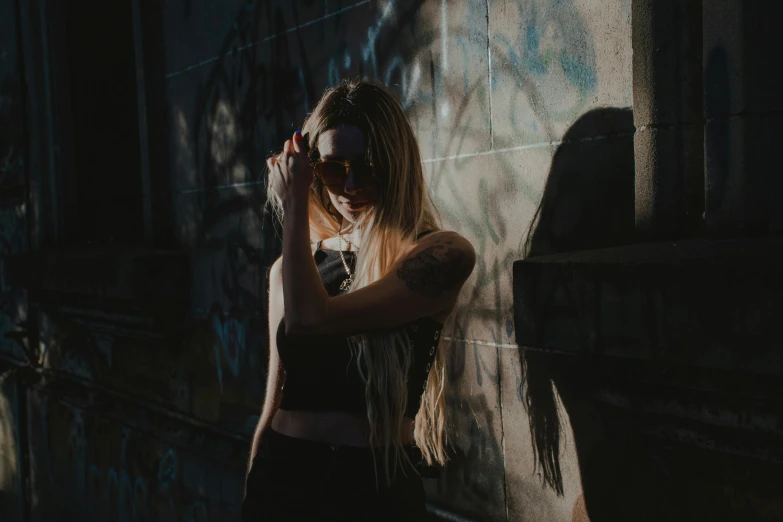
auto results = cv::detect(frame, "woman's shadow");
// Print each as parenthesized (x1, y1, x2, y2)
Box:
(519, 107, 657, 521)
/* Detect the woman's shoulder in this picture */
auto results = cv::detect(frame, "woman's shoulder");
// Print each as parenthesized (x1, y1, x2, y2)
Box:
(413, 230, 476, 261)
(404, 230, 476, 290)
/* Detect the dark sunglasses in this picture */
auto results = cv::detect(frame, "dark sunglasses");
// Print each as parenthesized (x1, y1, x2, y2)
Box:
(310, 158, 378, 187)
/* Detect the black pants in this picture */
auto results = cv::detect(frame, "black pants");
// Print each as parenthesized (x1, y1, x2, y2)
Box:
(242, 428, 428, 522)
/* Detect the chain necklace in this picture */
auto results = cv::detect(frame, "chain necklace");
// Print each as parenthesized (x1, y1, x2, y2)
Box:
(337, 228, 354, 292)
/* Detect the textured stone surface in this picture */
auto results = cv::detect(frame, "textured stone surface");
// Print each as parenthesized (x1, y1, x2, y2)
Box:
(491, 0, 632, 148)
(512, 236, 783, 519)
(499, 347, 585, 522)
(426, 339, 506, 522)
(633, 0, 705, 240)
(161, 0, 328, 76)
(702, 2, 783, 236)
(1, 0, 645, 520)
(427, 145, 552, 346)
(514, 237, 783, 369)
(24, 382, 247, 522)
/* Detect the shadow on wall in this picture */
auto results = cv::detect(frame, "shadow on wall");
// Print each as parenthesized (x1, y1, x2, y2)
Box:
(520, 107, 635, 520)
(524, 107, 635, 258)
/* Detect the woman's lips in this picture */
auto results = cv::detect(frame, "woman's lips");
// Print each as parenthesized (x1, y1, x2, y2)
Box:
(343, 200, 368, 209)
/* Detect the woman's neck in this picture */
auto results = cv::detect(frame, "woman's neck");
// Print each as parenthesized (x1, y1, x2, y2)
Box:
(320, 227, 363, 251)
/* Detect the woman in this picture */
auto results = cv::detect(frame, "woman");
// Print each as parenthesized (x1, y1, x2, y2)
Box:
(243, 79, 475, 521)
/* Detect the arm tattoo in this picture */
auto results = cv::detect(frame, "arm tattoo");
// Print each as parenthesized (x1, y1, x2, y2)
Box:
(397, 244, 471, 298)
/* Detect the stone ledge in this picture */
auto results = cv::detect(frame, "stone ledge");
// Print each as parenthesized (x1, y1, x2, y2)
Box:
(513, 236, 783, 375)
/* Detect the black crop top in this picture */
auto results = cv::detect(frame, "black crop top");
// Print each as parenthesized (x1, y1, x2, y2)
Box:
(276, 241, 444, 419)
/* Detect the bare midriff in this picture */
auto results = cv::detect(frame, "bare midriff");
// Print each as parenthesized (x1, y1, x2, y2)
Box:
(271, 410, 416, 447)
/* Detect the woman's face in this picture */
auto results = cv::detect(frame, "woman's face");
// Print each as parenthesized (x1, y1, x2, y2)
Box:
(315, 124, 379, 224)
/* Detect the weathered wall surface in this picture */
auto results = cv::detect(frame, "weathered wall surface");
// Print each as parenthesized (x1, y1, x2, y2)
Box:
(0, 1, 29, 517)
(515, 2, 783, 521)
(162, 1, 632, 520)
(702, 1, 783, 236)
(4, 1, 782, 520)
(0, 0, 28, 356)
(0, 1, 633, 521)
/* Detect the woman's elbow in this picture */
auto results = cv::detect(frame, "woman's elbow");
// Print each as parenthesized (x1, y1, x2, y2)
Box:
(284, 302, 329, 336)
(283, 317, 319, 337)
(284, 320, 303, 337)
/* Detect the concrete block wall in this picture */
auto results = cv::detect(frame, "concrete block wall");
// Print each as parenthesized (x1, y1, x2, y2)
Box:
(162, 1, 632, 520)
(0, 1, 634, 521)
(513, 2, 783, 520)
(702, 1, 783, 236)
(0, 0, 29, 357)
(3, 1, 780, 519)
(0, 1, 29, 517)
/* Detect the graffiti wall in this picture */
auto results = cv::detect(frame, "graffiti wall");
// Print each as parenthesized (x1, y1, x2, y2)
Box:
(24, 379, 247, 522)
(0, 0, 29, 363)
(163, 1, 632, 520)
(0, 2, 29, 521)
(0, 1, 632, 521)
(5, 1, 783, 520)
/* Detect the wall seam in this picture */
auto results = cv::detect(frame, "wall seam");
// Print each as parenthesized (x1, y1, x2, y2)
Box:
(497, 341, 509, 522)
(486, 0, 494, 150)
(176, 131, 636, 195)
(424, 130, 635, 163)
(444, 337, 519, 349)
(704, 108, 783, 123)
(164, 0, 371, 79)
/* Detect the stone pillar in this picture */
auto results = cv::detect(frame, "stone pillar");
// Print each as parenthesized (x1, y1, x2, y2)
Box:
(632, 0, 704, 240)
(703, 1, 783, 237)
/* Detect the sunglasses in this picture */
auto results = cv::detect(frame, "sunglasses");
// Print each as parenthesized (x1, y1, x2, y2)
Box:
(310, 158, 378, 187)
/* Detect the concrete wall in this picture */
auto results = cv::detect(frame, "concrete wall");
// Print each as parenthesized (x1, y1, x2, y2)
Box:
(0, 1, 633, 521)
(164, 1, 632, 520)
(0, 0, 29, 351)
(0, 0, 29, 517)
(702, 1, 783, 236)
(515, 1, 783, 521)
(3, 1, 781, 520)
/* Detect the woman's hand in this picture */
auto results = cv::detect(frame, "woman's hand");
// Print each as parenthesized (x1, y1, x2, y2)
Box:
(268, 131, 312, 209)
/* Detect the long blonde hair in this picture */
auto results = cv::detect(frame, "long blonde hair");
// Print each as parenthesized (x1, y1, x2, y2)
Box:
(268, 79, 449, 485)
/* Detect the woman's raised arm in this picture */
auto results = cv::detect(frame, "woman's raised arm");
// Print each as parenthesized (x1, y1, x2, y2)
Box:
(284, 230, 475, 336)
(268, 130, 475, 337)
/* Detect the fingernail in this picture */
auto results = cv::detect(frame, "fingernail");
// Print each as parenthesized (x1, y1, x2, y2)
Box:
(295, 129, 301, 136)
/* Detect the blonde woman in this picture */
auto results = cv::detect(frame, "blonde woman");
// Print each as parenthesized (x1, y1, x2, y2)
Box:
(243, 79, 475, 521)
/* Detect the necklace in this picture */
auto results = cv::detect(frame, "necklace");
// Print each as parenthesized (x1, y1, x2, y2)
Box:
(337, 229, 354, 292)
